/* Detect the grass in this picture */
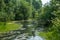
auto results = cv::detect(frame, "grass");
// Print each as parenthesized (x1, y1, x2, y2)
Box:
(38, 32, 51, 40)
(0, 22, 22, 33)
(39, 31, 60, 40)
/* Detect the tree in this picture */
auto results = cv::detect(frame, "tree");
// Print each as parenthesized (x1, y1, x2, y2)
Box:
(48, 0, 60, 40)
(40, 0, 60, 40)
(0, 0, 16, 22)
(32, 0, 42, 10)
(15, 0, 32, 20)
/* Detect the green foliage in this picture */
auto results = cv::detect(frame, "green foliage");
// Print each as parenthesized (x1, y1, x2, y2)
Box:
(32, 0, 42, 10)
(0, 0, 60, 40)
(0, 22, 21, 32)
(0, 0, 15, 22)
(15, 0, 32, 20)
(0, 0, 42, 21)
(39, 0, 60, 40)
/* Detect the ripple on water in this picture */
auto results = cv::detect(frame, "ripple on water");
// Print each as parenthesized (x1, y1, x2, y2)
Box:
(14, 36, 44, 40)
(27, 36, 44, 40)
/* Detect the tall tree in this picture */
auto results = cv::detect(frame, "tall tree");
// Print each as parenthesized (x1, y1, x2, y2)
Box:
(15, 0, 31, 20)
(0, 0, 16, 22)
(48, 0, 60, 40)
(32, 0, 42, 10)
(41, 0, 60, 40)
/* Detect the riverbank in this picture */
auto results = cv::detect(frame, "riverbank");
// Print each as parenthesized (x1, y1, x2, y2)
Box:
(0, 22, 22, 33)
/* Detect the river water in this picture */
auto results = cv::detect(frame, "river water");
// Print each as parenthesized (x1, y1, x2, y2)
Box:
(14, 33, 44, 40)
(13, 21, 44, 40)
(27, 36, 43, 40)
(14, 35, 44, 40)
(14, 29, 44, 40)
(0, 21, 45, 40)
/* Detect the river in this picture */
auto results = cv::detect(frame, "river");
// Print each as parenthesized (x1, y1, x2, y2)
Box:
(14, 32, 44, 40)
(13, 20, 44, 40)
(0, 20, 45, 40)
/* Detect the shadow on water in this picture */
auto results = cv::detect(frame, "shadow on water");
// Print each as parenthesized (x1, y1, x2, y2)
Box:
(14, 20, 44, 40)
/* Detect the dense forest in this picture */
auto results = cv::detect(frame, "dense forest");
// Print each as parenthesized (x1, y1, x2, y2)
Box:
(0, 0, 60, 40)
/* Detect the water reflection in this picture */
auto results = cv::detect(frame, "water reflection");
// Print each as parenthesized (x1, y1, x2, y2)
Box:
(14, 20, 44, 40)
(0, 21, 45, 40)
(27, 36, 43, 40)
(14, 36, 44, 40)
